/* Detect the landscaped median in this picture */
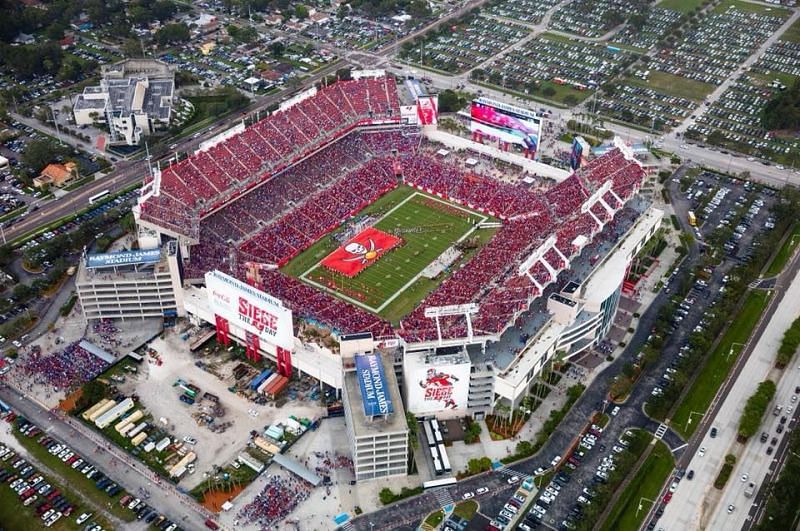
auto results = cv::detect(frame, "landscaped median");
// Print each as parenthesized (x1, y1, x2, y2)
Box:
(671, 289, 771, 439)
(600, 439, 674, 531)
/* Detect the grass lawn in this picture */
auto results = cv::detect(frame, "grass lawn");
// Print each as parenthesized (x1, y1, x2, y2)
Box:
(425, 509, 445, 527)
(672, 290, 771, 438)
(453, 500, 478, 520)
(766, 224, 800, 277)
(780, 17, 800, 42)
(713, 0, 791, 16)
(12, 428, 135, 522)
(600, 440, 674, 531)
(625, 71, 715, 101)
(657, 0, 706, 13)
(285, 185, 497, 322)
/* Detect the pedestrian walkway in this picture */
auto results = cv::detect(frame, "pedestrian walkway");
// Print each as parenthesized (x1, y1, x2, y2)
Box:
(654, 423, 668, 440)
(432, 487, 454, 508)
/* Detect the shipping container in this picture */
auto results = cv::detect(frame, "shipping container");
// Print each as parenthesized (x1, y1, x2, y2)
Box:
(82, 399, 112, 421)
(95, 398, 134, 429)
(131, 432, 148, 446)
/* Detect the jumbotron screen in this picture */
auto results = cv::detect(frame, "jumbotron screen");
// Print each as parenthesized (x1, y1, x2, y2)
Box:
(470, 98, 542, 152)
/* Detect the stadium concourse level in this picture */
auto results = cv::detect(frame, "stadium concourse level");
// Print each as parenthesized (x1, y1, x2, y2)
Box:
(137, 76, 401, 236)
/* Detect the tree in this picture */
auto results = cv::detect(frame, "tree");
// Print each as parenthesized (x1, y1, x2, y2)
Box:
(22, 139, 65, 175)
(761, 79, 800, 131)
(155, 23, 191, 46)
(294, 4, 309, 19)
(738, 380, 777, 440)
(437, 89, 466, 113)
(269, 41, 285, 57)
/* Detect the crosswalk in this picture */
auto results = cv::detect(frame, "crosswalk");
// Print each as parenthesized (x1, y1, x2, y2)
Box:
(495, 466, 519, 478)
(338, 521, 354, 531)
(432, 486, 454, 507)
(654, 423, 668, 440)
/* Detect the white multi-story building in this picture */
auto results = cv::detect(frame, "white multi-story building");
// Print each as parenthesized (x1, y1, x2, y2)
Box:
(76, 242, 184, 321)
(73, 59, 175, 146)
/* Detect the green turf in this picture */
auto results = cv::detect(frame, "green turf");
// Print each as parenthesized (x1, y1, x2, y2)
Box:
(780, 17, 800, 43)
(284, 185, 496, 321)
(713, 0, 791, 16)
(600, 439, 674, 531)
(766, 224, 800, 277)
(672, 290, 771, 438)
(625, 72, 715, 102)
(453, 500, 478, 520)
(656, 0, 706, 13)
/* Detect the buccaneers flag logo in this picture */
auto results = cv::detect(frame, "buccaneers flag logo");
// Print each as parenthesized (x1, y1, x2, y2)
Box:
(321, 227, 402, 277)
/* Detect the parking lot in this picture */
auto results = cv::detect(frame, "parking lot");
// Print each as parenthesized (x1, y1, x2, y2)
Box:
(686, 35, 800, 165)
(472, 34, 628, 102)
(548, 0, 645, 38)
(484, 0, 561, 25)
(600, 2, 790, 131)
(611, 7, 682, 51)
(399, 13, 529, 73)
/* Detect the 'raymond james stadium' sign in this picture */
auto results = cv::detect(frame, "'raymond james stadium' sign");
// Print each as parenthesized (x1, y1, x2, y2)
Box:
(355, 354, 394, 416)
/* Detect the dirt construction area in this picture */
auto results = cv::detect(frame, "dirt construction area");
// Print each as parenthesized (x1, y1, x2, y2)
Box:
(113, 328, 326, 490)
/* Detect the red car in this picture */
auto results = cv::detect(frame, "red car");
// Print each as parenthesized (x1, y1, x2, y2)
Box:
(663, 492, 673, 504)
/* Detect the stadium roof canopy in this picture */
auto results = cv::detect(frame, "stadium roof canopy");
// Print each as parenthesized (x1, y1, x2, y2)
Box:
(272, 453, 322, 486)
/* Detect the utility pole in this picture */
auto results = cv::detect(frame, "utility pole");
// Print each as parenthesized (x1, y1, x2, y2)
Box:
(51, 107, 64, 146)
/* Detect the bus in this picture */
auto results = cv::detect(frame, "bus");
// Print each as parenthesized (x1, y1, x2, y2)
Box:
(423, 477, 457, 489)
(687, 211, 697, 226)
(423, 421, 436, 447)
(430, 420, 444, 445)
(431, 446, 443, 476)
(89, 189, 110, 205)
(437, 443, 452, 473)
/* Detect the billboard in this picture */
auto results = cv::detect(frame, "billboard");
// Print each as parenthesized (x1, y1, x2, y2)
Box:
(417, 96, 438, 126)
(205, 270, 293, 351)
(320, 227, 403, 278)
(355, 354, 394, 416)
(470, 98, 542, 152)
(86, 248, 161, 269)
(405, 355, 471, 415)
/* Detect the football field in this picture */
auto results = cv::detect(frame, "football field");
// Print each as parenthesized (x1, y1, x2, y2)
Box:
(281, 185, 495, 322)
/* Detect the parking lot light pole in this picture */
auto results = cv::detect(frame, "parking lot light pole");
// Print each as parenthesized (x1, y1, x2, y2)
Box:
(637, 497, 655, 518)
(686, 411, 704, 431)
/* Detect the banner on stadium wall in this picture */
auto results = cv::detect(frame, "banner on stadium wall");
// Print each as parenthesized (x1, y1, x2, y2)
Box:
(206, 270, 293, 351)
(355, 354, 394, 416)
(405, 359, 471, 415)
(320, 227, 403, 277)
(417, 96, 438, 126)
(400, 105, 419, 125)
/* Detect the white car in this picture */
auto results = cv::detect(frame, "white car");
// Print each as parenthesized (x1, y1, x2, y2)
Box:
(182, 436, 197, 445)
(462, 492, 474, 500)
(476, 487, 489, 495)
(669, 481, 679, 493)
(699, 447, 706, 457)
(611, 406, 620, 416)
(507, 476, 520, 484)
(76, 512, 92, 524)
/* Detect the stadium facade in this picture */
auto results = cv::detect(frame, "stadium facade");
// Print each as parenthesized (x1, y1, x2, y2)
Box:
(85, 71, 665, 480)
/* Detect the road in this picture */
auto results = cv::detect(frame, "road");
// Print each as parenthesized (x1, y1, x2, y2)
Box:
(0, 383, 212, 530)
(658, 249, 800, 530)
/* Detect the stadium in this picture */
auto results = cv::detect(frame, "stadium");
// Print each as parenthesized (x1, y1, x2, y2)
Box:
(122, 70, 661, 479)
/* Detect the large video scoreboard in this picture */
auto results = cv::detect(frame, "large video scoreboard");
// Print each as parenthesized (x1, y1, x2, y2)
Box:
(470, 97, 543, 154)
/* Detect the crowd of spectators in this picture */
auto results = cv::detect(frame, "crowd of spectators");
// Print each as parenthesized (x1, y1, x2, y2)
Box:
(138, 76, 402, 234)
(18, 342, 109, 392)
(237, 475, 313, 530)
